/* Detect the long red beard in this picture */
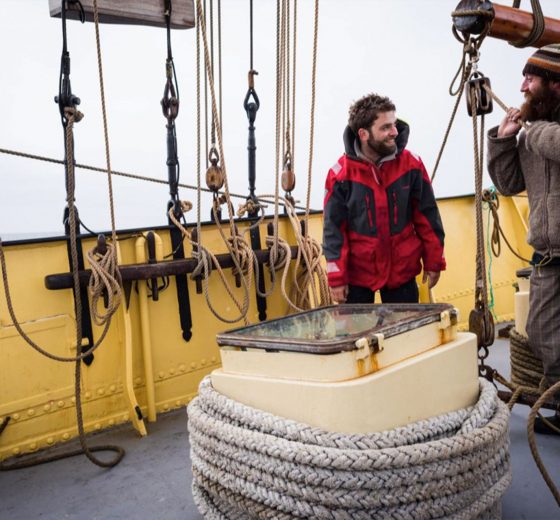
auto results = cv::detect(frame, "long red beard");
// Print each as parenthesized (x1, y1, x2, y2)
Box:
(519, 83, 560, 122)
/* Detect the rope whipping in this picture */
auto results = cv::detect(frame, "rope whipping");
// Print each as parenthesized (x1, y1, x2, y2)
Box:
(188, 376, 511, 519)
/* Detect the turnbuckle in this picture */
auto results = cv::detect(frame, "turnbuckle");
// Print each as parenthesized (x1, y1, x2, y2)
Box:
(161, 61, 179, 121)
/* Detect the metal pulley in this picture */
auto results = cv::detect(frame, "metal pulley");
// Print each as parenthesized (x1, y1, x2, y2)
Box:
(281, 154, 295, 193)
(206, 147, 224, 191)
(452, 1, 494, 37)
(469, 304, 495, 349)
(466, 72, 493, 116)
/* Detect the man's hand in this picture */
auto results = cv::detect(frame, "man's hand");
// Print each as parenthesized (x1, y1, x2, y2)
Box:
(422, 271, 440, 289)
(497, 108, 522, 138)
(330, 284, 349, 303)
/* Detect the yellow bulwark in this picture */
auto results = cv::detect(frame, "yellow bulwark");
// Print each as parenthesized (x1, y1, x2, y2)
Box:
(0, 195, 530, 460)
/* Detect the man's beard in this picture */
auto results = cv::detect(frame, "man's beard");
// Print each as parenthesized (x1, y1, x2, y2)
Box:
(519, 82, 560, 122)
(366, 136, 397, 158)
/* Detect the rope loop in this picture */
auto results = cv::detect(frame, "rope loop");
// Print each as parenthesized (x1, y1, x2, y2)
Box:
(191, 246, 213, 281)
(87, 237, 122, 327)
(509, 0, 545, 48)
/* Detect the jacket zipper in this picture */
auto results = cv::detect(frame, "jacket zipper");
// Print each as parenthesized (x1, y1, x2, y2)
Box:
(365, 194, 374, 229)
(392, 191, 398, 225)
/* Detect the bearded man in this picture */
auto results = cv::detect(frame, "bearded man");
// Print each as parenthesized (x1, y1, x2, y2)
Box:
(488, 43, 560, 434)
(323, 93, 445, 305)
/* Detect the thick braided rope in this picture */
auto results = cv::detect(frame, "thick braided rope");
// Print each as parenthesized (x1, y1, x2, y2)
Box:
(509, 328, 544, 389)
(188, 377, 511, 519)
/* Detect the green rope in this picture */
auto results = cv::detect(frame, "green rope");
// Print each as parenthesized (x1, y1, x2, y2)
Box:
(484, 187, 498, 320)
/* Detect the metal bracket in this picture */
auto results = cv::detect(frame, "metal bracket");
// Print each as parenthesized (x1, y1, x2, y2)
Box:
(439, 310, 452, 330)
(355, 333, 384, 359)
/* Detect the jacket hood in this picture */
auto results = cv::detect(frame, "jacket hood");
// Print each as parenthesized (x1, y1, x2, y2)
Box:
(343, 119, 410, 160)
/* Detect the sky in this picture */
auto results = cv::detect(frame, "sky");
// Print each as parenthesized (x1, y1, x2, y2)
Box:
(2, 0, 560, 237)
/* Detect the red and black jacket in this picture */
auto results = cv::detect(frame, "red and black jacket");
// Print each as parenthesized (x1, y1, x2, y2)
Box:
(323, 121, 446, 291)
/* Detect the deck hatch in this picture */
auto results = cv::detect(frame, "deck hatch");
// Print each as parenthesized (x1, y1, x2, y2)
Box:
(216, 303, 457, 354)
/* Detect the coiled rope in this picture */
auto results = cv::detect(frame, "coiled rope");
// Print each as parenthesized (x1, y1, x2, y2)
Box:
(509, 328, 543, 389)
(188, 377, 511, 519)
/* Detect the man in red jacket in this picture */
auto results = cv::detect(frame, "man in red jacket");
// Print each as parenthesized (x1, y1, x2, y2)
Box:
(323, 93, 446, 304)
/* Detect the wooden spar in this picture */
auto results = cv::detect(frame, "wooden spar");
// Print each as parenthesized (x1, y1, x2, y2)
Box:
(453, 1, 560, 48)
(490, 3, 560, 48)
(49, 0, 195, 30)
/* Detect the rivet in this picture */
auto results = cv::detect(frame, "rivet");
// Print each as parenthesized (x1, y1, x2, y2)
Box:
(27, 409, 35, 417)
(85, 392, 92, 399)
(62, 433, 70, 440)
(163, 404, 169, 411)
(71, 397, 76, 404)
(179, 364, 186, 372)
(58, 401, 65, 408)
(158, 371, 165, 379)
(108, 419, 115, 426)
(134, 377, 142, 386)
(12, 448, 20, 455)
(109, 384, 117, 392)
(47, 437, 54, 445)
(175, 400, 181, 407)
(200, 359, 207, 366)
(95, 423, 101, 430)
(190, 362, 197, 369)
(12, 413, 20, 421)
(29, 442, 37, 450)
(211, 357, 216, 363)
(43, 404, 52, 412)
(98, 388, 105, 396)
(169, 368, 175, 375)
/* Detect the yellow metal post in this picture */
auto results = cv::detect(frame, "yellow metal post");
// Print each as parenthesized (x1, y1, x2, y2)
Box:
(134, 233, 161, 422)
(117, 242, 147, 436)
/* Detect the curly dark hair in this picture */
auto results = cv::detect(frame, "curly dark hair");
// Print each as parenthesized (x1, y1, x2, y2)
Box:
(348, 93, 396, 133)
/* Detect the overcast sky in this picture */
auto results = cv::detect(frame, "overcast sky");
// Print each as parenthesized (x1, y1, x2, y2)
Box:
(2, 0, 560, 237)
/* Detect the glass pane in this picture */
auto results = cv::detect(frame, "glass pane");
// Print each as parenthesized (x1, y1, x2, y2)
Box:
(231, 306, 420, 341)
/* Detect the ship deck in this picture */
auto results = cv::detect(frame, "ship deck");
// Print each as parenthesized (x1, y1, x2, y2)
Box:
(1, 332, 558, 520)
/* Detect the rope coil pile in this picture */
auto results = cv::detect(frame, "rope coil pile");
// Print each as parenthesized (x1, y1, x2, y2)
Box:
(509, 328, 544, 389)
(188, 377, 511, 519)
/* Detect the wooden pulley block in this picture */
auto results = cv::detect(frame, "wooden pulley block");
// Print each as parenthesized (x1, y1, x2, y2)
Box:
(49, 0, 195, 30)
(206, 148, 224, 191)
(281, 163, 296, 192)
(468, 307, 495, 349)
(466, 73, 493, 117)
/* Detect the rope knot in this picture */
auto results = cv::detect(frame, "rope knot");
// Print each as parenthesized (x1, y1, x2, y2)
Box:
(179, 200, 193, 214)
(64, 107, 84, 123)
(191, 247, 213, 280)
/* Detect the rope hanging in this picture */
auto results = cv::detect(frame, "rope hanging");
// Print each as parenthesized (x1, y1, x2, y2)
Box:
(509, 0, 545, 48)
(188, 377, 511, 519)
(0, 0, 124, 470)
(466, 66, 495, 363)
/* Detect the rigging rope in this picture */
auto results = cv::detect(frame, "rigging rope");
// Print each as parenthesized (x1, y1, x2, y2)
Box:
(1, 0, 124, 469)
(0, 147, 309, 211)
(510, 0, 545, 48)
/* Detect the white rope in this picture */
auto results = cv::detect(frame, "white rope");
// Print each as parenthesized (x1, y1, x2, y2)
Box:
(188, 377, 511, 519)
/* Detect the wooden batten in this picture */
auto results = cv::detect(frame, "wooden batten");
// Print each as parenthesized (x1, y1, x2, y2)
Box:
(49, 0, 195, 30)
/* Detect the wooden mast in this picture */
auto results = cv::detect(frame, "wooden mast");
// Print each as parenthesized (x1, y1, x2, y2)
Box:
(454, 1, 560, 48)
